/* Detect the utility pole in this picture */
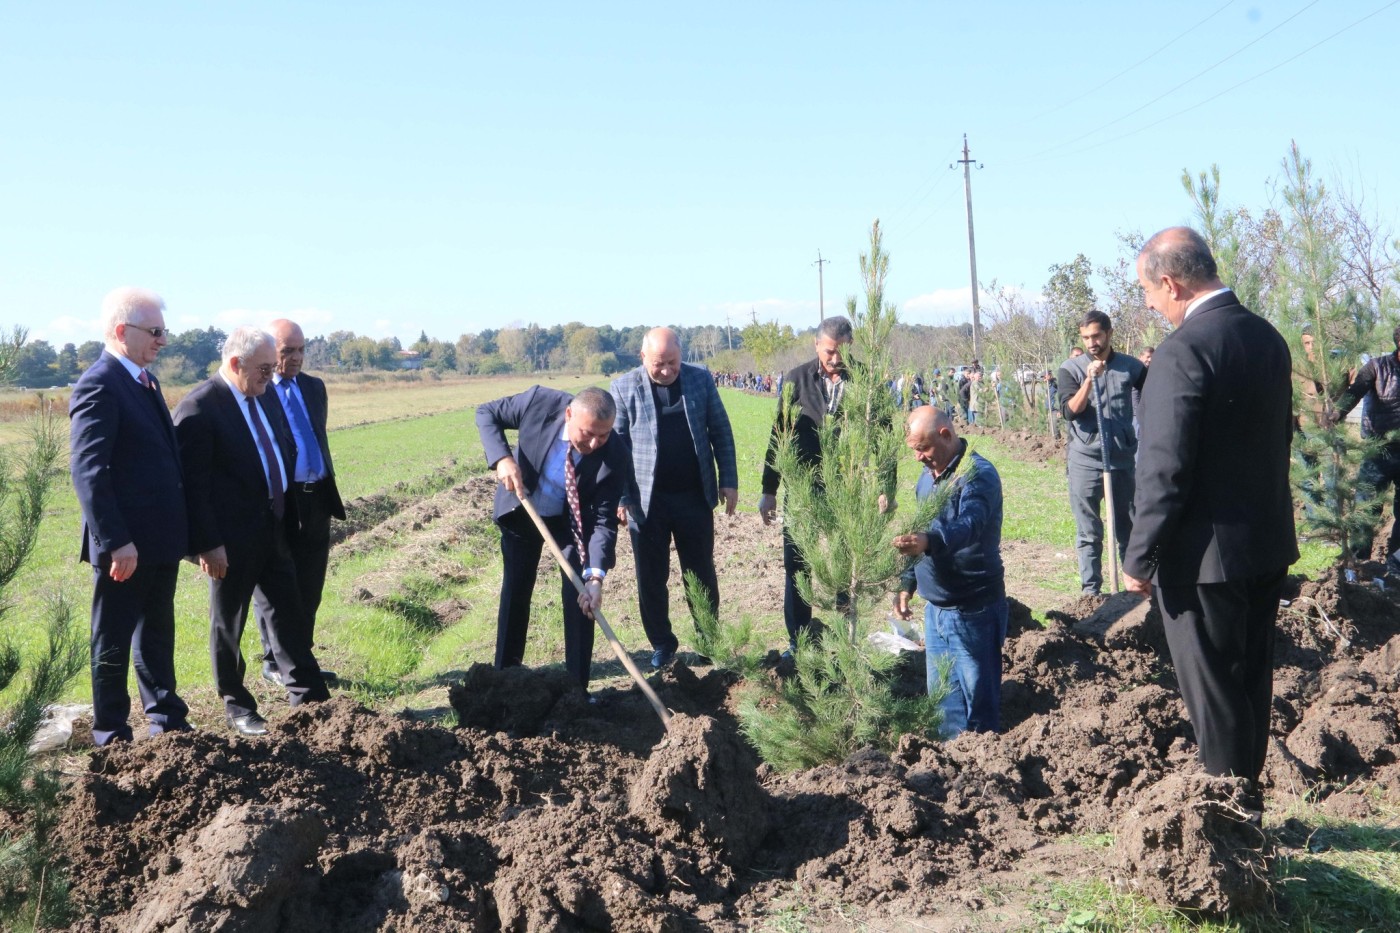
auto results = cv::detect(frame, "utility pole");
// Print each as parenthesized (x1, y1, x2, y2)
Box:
(813, 249, 829, 327)
(952, 134, 984, 359)
(724, 312, 734, 350)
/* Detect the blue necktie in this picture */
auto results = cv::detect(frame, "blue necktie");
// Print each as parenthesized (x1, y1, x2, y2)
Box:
(281, 380, 326, 477)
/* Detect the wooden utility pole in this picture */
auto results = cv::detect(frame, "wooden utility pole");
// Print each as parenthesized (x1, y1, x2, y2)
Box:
(813, 250, 829, 327)
(724, 312, 734, 349)
(952, 135, 983, 359)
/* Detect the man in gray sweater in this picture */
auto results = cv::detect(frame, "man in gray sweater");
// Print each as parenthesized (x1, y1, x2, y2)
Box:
(1057, 311, 1147, 596)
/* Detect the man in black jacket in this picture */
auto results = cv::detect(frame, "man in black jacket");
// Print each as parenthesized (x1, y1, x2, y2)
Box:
(758, 315, 853, 651)
(254, 318, 346, 686)
(476, 386, 629, 691)
(1125, 227, 1298, 788)
(1330, 325, 1400, 571)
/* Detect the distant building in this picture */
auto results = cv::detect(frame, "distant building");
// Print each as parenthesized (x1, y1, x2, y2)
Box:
(397, 350, 423, 371)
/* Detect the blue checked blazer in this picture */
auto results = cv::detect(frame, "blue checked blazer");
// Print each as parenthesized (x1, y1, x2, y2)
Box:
(610, 362, 738, 522)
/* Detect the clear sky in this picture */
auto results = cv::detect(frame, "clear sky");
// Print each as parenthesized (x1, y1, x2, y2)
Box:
(3, 1, 1396, 347)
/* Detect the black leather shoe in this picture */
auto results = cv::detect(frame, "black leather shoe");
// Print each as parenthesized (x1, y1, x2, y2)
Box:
(260, 666, 283, 686)
(227, 713, 268, 736)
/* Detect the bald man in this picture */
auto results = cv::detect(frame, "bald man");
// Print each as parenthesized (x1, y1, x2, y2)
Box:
(610, 327, 737, 669)
(893, 406, 1007, 737)
(1126, 226, 1297, 791)
(253, 319, 345, 686)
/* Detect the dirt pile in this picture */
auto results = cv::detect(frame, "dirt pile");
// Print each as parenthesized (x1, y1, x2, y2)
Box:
(1114, 773, 1269, 915)
(53, 570, 1400, 929)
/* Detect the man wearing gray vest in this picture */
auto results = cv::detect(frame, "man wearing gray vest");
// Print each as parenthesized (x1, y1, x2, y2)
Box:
(1057, 311, 1147, 596)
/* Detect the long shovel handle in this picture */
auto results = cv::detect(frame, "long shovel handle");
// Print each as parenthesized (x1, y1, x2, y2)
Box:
(517, 493, 672, 730)
(1092, 374, 1121, 594)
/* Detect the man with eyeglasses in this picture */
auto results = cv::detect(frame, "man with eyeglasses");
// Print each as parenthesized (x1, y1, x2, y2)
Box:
(252, 319, 345, 687)
(174, 327, 331, 736)
(69, 287, 193, 746)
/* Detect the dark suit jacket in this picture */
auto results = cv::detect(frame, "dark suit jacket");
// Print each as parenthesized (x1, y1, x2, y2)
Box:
(609, 362, 737, 520)
(475, 385, 628, 571)
(762, 359, 838, 496)
(1124, 291, 1299, 586)
(261, 372, 346, 520)
(173, 376, 300, 560)
(69, 351, 188, 565)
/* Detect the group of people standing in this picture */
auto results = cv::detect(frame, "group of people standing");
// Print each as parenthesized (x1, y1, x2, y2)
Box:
(477, 226, 1299, 798)
(74, 224, 1299, 800)
(71, 290, 342, 742)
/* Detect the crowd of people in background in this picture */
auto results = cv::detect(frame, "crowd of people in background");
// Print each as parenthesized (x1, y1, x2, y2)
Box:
(712, 370, 779, 393)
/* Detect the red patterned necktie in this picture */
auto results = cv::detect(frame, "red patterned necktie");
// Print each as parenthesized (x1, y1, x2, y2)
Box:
(564, 450, 586, 564)
(138, 369, 153, 389)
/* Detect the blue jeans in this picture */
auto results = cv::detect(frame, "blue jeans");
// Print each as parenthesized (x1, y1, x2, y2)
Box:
(925, 597, 1008, 737)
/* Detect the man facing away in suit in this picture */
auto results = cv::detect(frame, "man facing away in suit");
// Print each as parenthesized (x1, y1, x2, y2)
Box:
(610, 327, 738, 669)
(476, 386, 630, 693)
(69, 287, 192, 746)
(174, 327, 331, 736)
(758, 315, 854, 653)
(253, 318, 345, 687)
(1125, 226, 1298, 796)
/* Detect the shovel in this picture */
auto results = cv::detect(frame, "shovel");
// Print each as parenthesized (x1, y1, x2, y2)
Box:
(1093, 373, 1121, 594)
(518, 493, 672, 731)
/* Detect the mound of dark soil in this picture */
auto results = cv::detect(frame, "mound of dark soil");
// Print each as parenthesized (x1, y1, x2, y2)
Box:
(1114, 773, 1269, 915)
(51, 567, 1400, 930)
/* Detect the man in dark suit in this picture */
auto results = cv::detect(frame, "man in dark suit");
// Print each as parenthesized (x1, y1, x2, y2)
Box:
(1124, 227, 1298, 790)
(69, 287, 192, 746)
(253, 318, 345, 686)
(476, 386, 629, 692)
(174, 327, 330, 736)
(610, 327, 737, 669)
(758, 315, 853, 652)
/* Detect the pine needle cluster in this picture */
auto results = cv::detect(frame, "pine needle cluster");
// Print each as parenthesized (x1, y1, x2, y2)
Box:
(0, 362, 85, 929)
(685, 570, 765, 679)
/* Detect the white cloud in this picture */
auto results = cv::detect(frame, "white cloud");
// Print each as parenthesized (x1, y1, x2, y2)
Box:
(29, 314, 103, 345)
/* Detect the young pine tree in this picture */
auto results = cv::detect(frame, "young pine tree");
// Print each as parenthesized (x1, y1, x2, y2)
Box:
(1268, 144, 1387, 569)
(0, 337, 87, 930)
(739, 220, 951, 771)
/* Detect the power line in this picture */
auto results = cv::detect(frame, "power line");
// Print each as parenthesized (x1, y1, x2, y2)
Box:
(882, 143, 962, 235)
(1020, 0, 1238, 127)
(1009, 0, 1322, 166)
(1024, 0, 1400, 166)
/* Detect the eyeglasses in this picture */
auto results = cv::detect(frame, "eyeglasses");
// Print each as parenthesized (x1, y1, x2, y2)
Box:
(125, 324, 166, 339)
(250, 364, 274, 376)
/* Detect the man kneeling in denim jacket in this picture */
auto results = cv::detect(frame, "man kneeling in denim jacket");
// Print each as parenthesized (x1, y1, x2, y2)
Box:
(893, 406, 1007, 737)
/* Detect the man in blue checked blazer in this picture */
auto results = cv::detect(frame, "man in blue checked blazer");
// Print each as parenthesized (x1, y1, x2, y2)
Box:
(610, 327, 737, 669)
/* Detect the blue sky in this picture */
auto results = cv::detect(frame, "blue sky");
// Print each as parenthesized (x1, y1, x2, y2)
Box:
(3, 1, 1396, 346)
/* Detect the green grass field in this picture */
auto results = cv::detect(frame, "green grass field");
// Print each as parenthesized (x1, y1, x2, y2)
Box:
(1, 373, 1388, 932)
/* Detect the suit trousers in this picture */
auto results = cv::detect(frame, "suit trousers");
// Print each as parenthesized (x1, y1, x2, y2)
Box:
(1157, 567, 1286, 783)
(89, 561, 189, 746)
(1067, 458, 1135, 595)
(1353, 443, 1400, 567)
(255, 483, 333, 671)
(630, 489, 718, 653)
(495, 508, 596, 690)
(211, 514, 330, 719)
